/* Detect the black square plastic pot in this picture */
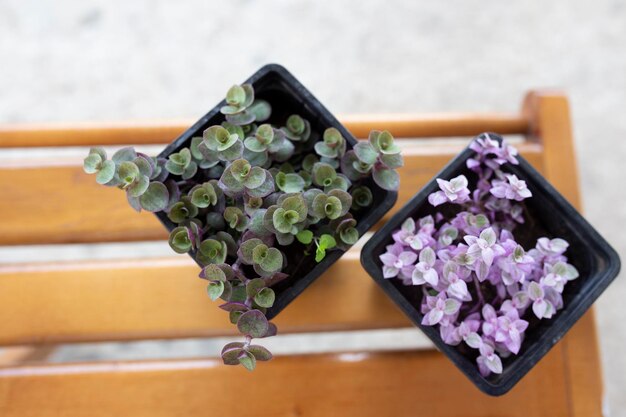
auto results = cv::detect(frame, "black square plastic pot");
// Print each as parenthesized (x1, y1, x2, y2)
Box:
(155, 64, 397, 320)
(360, 133, 620, 396)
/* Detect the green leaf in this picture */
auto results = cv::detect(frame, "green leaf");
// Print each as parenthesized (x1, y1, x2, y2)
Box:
(221, 342, 244, 365)
(301, 154, 319, 172)
(207, 280, 225, 301)
(243, 166, 267, 189)
(118, 161, 140, 185)
(244, 137, 267, 152)
(83, 153, 102, 174)
(323, 196, 342, 219)
(312, 162, 337, 187)
(324, 127, 343, 146)
(165, 159, 184, 175)
(128, 174, 150, 197)
(133, 156, 153, 177)
(353, 142, 378, 165)
(223, 206, 247, 231)
(229, 159, 251, 180)
(239, 238, 263, 264)
(258, 247, 283, 273)
(247, 100, 271, 122)
(280, 195, 307, 220)
(89, 147, 107, 161)
(168, 226, 192, 254)
(181, 161, 198, 180)
(190, 137, 204, 160)
(225, 111, 255, 126)
(296, 230, 314, 245)
(340, 227, 359, 245)
(229, 310, 243, 324)
(222, 122, 245, 140)
(376, 130, 401, 155)
(95, 160, 115, 184)
(176, 148, 192, 166)
(238, 351, 256, 371)
(198, 239, 227, 264)
(314, 142, 337, 159)
(380, 153, 404, 169)
(372, 166, 400, 191)
(275, 172, 305, 193)
(167, 198, 198, 223)
(219, 168, 246, 194)
(241, 84, 255, 108)
(203, 264, 227, 282)
(251, 243, 269, 265)
(112, 147, 137, 164)
(272, 208, 296, 234)
(351, 186, 373, 209)
(319, 234, 337, 250)
(255, 124, 274, 144)
(246, 278, 266, 298)
(245, 173, 275, 198)
(226, 84, 246, 106)
(190, 183, 217, 208)
(237, 310, 269, 338)
(247, 345, 272, 361)
(254, 287, 275, 308)
(286, 114, 305, 135)
(328, 189, 352, 216)
(315, 246, 326, 262)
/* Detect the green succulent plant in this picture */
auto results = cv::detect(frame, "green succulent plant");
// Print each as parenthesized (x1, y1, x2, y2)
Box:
(311, 162, 351, 192)
(342, 130, 403, 191)
(189, 181, 220, 208)
(280, 114, 311, 142)
(83, 81, 403, 371)
(239, 238, 284, 277)
(168, 196, 199, 224)
(350, 185, 374, 210)
(314, 127, 347, 160)
(165, 148, 198, 180)
(83, 147, 116, 185)
(310, 189, 352, 220)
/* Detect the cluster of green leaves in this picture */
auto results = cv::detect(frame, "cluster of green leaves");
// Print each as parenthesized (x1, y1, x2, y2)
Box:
(83, 82, 402, 370)
(83, 147, 171, 212)
(341, 130, 403, 190)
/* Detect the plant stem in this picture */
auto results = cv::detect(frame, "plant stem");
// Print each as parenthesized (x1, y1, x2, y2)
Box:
(473, 276, 485, 307)
(244, 335, 252, 347)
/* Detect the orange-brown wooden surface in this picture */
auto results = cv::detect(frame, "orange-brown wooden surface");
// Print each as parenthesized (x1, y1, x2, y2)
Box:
(0, 252, 413, 345)
(0, 349, 570, 417)
(0, 92, 604, 417)
(0, 145, 543, 246)
(0, 113, 528, 148)
(526, 91, 603, 417)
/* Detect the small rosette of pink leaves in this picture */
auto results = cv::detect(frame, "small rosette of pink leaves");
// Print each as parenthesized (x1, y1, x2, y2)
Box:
(379, 135, 579, 377)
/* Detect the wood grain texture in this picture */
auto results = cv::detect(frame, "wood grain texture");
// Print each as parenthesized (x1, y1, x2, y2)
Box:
(0, 145, 544, 246)
(0, 349, 570, 417)
(0, 253, 412, 345)
(524, 91, 603, 417)
(0, 95, 605, 416)
(0, 113, 528, 148)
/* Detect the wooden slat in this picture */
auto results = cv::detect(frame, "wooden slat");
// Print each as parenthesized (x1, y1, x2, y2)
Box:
(0, 114, 529, 148)
(0, 252, 411, 345)
(0, 144, 544, 246)
(0, 349, 570, 417)
(525, 91, 603, 417)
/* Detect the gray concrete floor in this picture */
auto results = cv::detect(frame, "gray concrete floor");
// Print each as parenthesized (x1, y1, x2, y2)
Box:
(1, 0, 625, 413)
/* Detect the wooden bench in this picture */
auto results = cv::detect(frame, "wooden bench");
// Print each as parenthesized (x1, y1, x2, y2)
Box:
(0, 91, 603, 416)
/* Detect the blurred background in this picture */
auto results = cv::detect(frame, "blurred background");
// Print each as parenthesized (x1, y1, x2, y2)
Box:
(0, 0, 624, 413)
